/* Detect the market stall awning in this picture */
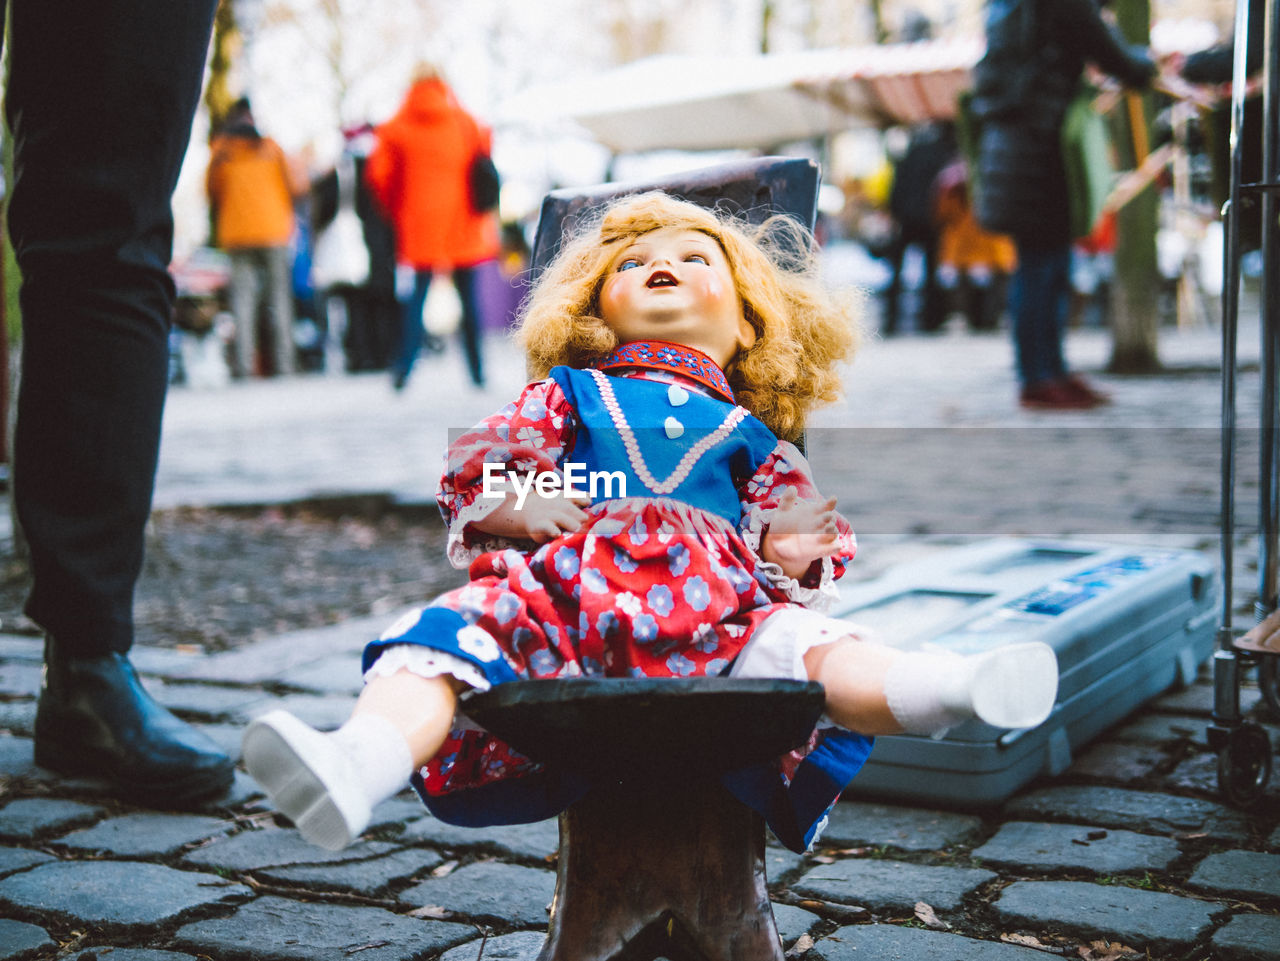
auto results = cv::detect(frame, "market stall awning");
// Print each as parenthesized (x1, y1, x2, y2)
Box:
(496, 39, 983, 153)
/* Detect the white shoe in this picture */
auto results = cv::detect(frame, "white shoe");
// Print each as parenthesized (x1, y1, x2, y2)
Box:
(963, 642, 1059, 730)
(242, 710, 371, 850)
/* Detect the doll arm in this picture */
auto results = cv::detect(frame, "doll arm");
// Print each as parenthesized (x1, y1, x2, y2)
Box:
(438, 379, 577, 567)
(738, 441, 856, 610)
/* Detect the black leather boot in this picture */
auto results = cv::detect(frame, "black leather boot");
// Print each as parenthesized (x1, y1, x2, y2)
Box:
(34, 638, 234, 805)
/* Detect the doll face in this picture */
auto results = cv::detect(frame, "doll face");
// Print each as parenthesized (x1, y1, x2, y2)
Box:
(598, 227, 756, 369)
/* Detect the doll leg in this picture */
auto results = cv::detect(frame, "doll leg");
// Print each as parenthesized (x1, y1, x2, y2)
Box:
(733, 609, 1057, 737)
(243, 668, 463, 850)
(800, 638, 900, 734)
(803, 636, 1059, 737)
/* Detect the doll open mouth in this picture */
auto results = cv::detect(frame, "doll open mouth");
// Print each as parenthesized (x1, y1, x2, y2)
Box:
(646, 271, 677, 288)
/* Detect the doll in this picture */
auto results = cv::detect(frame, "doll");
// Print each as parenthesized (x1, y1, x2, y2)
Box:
(243, 192, 1058, 853)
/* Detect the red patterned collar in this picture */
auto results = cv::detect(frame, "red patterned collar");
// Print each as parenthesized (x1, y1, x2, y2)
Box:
(592, 341, 734, 403)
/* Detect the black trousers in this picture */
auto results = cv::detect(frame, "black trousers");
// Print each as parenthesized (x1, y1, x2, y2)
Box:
(5, 0, 218, 656)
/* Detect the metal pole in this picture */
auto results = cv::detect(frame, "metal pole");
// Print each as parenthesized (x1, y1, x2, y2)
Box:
(1258, 0, 1280, 621)
(1217, 0, 1259, 727)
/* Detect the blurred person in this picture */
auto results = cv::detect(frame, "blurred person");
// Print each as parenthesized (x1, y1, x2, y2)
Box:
(9, 0, 233, 802)
(933, 158, 1016, 332)
(1173, 0, 1265, 248)
(365, 64, 500, 391)
(311, 126, 401, 373)
(970, 0, 1155, 409)
(206, 96, 308, 378)
(1174, 0, 1263, 86)
(881, 122, 953, 335)
(1071, 210, 1116, 329)
(473, 220, 532, 339)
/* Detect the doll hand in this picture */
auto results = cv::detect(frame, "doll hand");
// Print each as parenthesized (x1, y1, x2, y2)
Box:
(472, 490, 592, 544)
(519, 492, 593, 543)
(760, 490, 842, 581)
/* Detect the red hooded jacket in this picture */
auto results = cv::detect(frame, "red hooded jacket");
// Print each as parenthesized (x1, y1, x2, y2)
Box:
(365, 78, 499, 270)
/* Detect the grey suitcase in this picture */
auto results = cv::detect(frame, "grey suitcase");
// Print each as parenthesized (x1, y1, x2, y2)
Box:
(828, 538, 1218, 806)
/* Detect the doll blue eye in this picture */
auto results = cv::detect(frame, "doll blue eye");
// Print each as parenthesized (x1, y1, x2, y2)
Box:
(617, 257, 641, 271)
(685, 254, 708, 265)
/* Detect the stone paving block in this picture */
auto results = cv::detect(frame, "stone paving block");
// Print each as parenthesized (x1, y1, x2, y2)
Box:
(1066, 742, 1164, 781)
(149, 680, 264, 720)
(972, 821, 1180, 874)
(0, 918, 54, 958)
(256, 847, 441, 894)
(1187, 850, 1280, 899)
(0, 700, 35, 736)
(0, 798, 104, 841)
(1112, 713, 1204, 744)
(182, 827, 398, 871)
(368, 795, 432, 831)
(1210, 913, 1280, 961)
(0, 636, 43, 662)
(208, 769, 264, 810)
(165, 615, 384, 685)
(0, 846, 54, 878)
(77, 950, 199, 961)
(174, 894, 474, 961)
(1158, 749, 1231, 795)
(992, 879, 1219, 951)
(238, 692, 356, 730)
(58, 813, 234, 857)
(128, 646, 221, 678)
(793, 858, 997, 913)
(1004, 785, 1250, 840)
(398, 816, 560, 862)
(398, 860, 555, 926)
(193, 722, 246, 762)
(820, 800, 982, 852)
(764, 843, 805, 881)
(0, 860, 250, 929)
(0, 737, 39, 779)
(286, 653, 364, 694)
(1152, 680, 1247, 715)
(807, 923, 1050, 959)
(0, 662, 42, 698)
(771, 901, 820, 946)
(438, 931, 545, 961)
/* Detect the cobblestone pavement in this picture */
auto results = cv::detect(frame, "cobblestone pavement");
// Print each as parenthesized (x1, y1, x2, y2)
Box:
(2, 318, 1279, 960)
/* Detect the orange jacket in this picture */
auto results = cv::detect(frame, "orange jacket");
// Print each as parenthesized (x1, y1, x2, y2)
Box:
(365, 78, 499, 270)
(206, 134, 301, 249)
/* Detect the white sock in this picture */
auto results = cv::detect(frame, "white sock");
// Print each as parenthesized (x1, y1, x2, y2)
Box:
(883, 650, 973, 736)
(330, 713, 416, 810)
(883, 642, 1058, 737)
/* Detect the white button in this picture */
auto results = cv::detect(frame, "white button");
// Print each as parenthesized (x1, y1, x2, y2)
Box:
(664, 416, 685, 439)
(667, 384, 689, 407)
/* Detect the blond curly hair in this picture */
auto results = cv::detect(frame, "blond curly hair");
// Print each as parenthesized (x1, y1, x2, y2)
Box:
(516, 191, 861, 442)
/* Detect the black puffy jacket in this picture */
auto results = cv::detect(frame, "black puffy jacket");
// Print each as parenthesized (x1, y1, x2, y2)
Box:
(970, 0, 1154, 243)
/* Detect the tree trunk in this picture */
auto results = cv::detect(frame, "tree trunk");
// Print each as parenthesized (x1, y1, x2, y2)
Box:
(870, 0, 888, 43)
(205, 0, 239, 132)
(1107, 0, 1162, 374)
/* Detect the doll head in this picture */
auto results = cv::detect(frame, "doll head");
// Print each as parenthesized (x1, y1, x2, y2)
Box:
(516, 192, 860, 442)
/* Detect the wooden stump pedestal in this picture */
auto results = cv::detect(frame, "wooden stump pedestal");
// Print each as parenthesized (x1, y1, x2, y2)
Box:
(463, 678, 825, 961)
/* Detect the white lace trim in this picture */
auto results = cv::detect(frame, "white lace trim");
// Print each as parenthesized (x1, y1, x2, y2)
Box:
(446, 495, 517, 569)
(363, 643, 492, 693)
(754, 553, 839, 611)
